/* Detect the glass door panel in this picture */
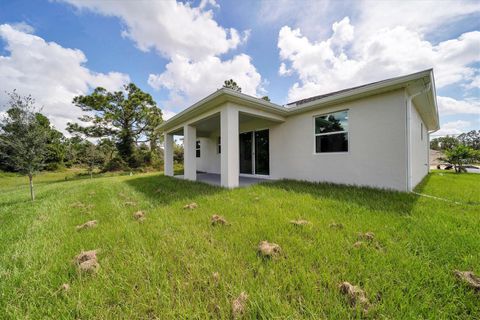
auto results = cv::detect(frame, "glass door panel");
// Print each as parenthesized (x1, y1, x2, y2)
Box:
(254, 129, 269, 175)
(239, 132, 253, 174)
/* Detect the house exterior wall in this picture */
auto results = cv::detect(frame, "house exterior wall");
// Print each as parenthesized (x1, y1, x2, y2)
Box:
(410, 101, 429, 188)
(193, 89, 410, 191)
(269, 89, 408, 191)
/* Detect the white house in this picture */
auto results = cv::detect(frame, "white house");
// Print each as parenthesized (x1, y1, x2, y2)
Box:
(159, 69, 439, 191)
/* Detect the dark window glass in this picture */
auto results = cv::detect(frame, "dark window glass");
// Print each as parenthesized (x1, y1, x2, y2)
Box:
(315, 133, 348, 153)
(315, 110, 348, 134)
(217, 136, 221, 154)
(196, 140, 200, 158)
(254, 130, 269, 175)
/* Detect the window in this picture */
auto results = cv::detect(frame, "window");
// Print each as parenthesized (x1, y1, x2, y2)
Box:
(314, 110, 348, 153)
(217, 136, 221, 154)
(196, 140, 200, 158)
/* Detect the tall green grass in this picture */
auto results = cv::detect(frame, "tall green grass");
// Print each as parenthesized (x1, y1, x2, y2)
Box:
(0, 170, 478, 319)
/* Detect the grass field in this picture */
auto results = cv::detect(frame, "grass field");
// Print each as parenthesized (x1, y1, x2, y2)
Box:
(0, 170, 479, 319)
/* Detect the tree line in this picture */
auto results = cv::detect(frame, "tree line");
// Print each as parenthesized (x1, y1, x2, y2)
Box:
(0, 79, 257, 200)
(430, 131, 480, 173)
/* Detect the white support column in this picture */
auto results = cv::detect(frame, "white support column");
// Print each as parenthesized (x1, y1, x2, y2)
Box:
(183, 124, 197, 181)
(164, 133, 174, 176)
(221, 106, 239, 188)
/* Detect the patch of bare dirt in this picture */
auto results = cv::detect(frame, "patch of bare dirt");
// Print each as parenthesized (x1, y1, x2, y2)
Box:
(257, 241, 282, 258)
(358, 232, 375, 241)
(232, 291, 248, 319)
(353, 241, 364, 248)
(78, 259, 100, 273)
(183, 202, 198, 210)
(454, 270, 480, 291)
(74, 249, 100, 273)
(211, 214, 228, 226)
(75, 220, 97, 231)
(74, 249, 99, 264)
(290, 219, 310, 226)
(133, 211, 145, 221)
(339, 282, 370, 312)
(329, 222, 344, 229)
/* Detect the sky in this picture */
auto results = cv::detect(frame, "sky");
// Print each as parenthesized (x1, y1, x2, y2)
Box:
(0, 0, 479, 137)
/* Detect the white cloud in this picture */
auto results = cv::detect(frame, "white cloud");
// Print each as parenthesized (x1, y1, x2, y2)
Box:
(437, 96, 480, 116)
(10, 22, 35, 34)
(278, 18, 480, 102)
(162, 109, 177, 121)
(60, 0, 263, 110)
(148, 54, 262, 108)
(61, 0, 246, 61)
(436, 120, 472, 136)
(0, 24, 130, 133)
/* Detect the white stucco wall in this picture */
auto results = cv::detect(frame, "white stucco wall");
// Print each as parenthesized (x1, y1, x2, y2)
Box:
(192, 89, 410, 191)
(196, 137, 220, 173)
(269, 89, 408, 191)
(410, 101, 429, 188)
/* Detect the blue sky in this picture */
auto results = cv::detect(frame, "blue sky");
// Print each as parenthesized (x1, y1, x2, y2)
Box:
(0, 0, 478, 136)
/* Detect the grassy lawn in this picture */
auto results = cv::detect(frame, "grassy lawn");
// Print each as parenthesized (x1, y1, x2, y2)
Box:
(0, 170, 479, 319)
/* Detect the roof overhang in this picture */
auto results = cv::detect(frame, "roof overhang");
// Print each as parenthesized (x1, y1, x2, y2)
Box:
(159, 88, 287, 133)
(159, 69, 440, 133)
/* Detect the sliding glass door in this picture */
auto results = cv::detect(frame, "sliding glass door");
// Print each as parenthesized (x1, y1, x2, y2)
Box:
(239, 129, 269, 175)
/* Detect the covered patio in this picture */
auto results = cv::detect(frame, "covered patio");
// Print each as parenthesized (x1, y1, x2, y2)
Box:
(161, 89, 286, 188)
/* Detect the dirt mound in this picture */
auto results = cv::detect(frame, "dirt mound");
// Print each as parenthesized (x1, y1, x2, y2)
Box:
(232, 291, 248, 319)
(257, 241, 282, 258)
(75, 220, 97, 231)
(133, 211, 145, 221)
(74, 249, 99, 264)
(329, 222, 344, 229)
(353, 241, 365, 248)
(358, 232, 375, 241)
(74, 249, 100, 274)
(290, 219, 309, 226)
(78, 259, 100, 273)
(183, 202, 198, 209)
(211, 215, 228, 225)
(454, 270, 480, 291)
(339, 282, 370, 312)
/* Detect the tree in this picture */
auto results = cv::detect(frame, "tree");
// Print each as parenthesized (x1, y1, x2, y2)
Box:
(457, 130, 479, 150)
(67, 83, 163, 168)
(430, 136, 459, 151)
(440, 145, 478, 173)
(0, 91, 49, 200)
(261, 96, 271, 102)
(223, 79, 242, 92)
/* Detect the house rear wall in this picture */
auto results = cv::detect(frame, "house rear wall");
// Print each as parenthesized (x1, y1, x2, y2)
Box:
(269, 89, 408, 191)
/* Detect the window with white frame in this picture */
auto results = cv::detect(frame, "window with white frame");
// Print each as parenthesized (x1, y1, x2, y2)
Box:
(314, 110, 349, 153)
(196, 140, 200, 158)
(217, 136, 221, 154)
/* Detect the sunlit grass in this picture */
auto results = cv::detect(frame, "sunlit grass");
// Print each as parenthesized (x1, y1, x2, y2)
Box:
(0, 170, 479, 318)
